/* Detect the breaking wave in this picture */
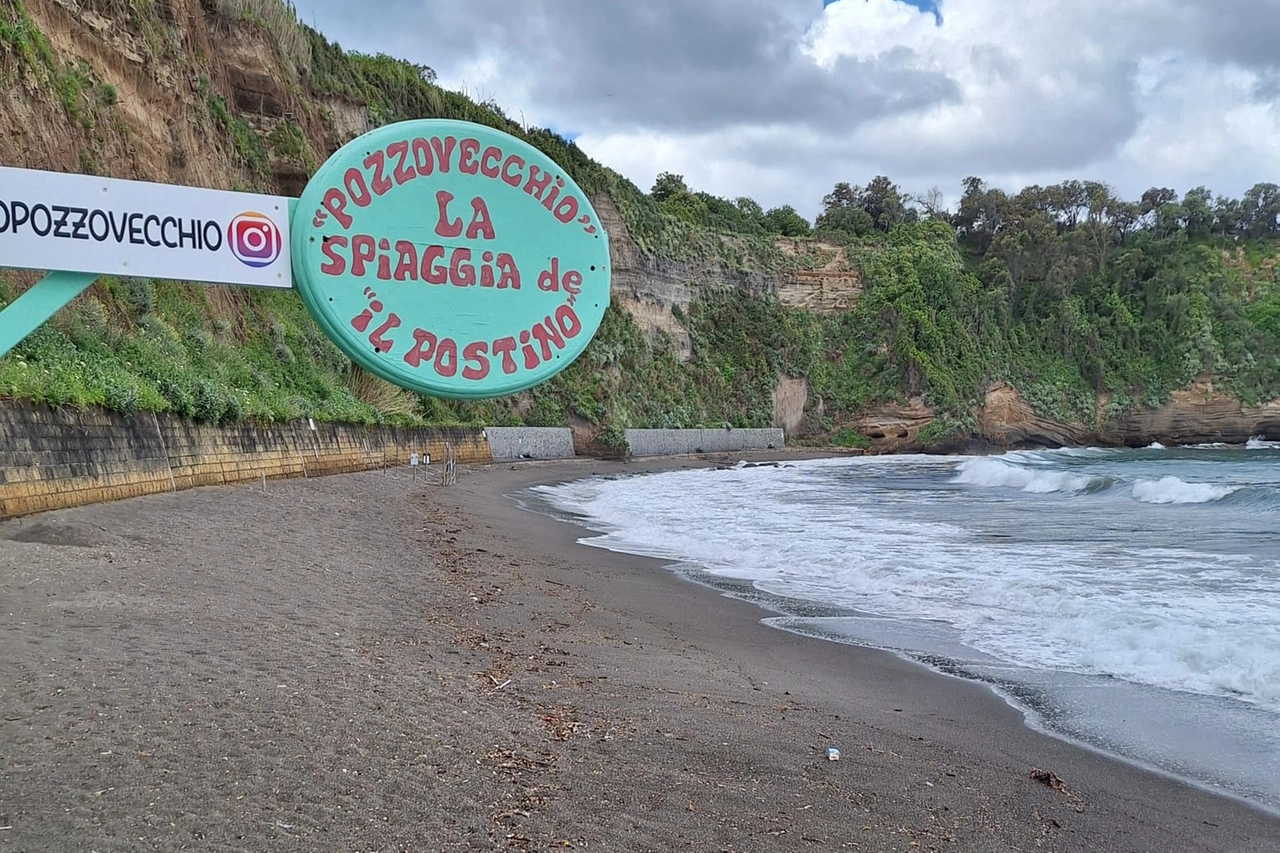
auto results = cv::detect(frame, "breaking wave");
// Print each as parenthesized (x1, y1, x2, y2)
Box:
(952, 457, 1111, 494)
(1131, 476, 1240, 505)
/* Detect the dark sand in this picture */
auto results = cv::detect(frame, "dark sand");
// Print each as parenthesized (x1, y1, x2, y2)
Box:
(1, 453, 1277, 852)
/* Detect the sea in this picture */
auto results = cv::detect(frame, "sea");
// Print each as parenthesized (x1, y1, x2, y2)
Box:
(528, 439, 1280, 815)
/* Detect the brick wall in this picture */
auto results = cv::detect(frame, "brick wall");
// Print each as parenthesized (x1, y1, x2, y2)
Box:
(0, 401, 491, 519)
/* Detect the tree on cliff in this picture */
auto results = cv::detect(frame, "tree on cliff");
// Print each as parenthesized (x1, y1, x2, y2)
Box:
(815, 177, 915, 237)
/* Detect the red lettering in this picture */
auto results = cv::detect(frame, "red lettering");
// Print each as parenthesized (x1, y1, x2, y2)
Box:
(364, 150, 392, 196)
(376, 239, 392, 280)
(555, 304, 583, 338)
(480, 146, 502, 179)
(388, 140, 415, 185)
(541, 177, 563, 212)
(462, 341, 490, 380)
(435, 190, 463, 238)
(554, 195, 580, 224)
(344, 167, 371, 207)
(531, 317, 566, 361)
(412, 137, 434, 175)
(403, 328, 436, 367)
(519, 331, 539, 369)
(450, 248, 475, 287)
(458, 138, 481, 175)
(351, 235, 376, 277)
(369, 313, 400, 352)
(562, 269, 583, 295)
(434, 337, 458, 377)
(492, 336, 518, 374)
(465, 197, 495, 241)
(524, 165, 552, 200)
(322, 188, 352, 229)
(429, 136, 457, 172)
(393, 240, 418, 280)
(538, 257, 560, 292)
(422, 246, 447, 284)
(501, 155, 524, 188)
(496, 253, 520, 289)
(320, 235, 347, 274)
(351, 309, 374, 333)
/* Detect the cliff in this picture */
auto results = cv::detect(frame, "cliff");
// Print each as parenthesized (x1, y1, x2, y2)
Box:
(2, 0, 1279, 452)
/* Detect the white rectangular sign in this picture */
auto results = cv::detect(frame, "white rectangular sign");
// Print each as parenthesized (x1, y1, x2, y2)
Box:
(0, 166, 293, 288)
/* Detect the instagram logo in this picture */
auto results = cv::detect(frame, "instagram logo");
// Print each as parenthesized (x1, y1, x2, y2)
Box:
(228, 211, 282, 268)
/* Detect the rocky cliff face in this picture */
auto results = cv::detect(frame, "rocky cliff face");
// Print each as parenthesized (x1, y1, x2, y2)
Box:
(4, 0, 1276, 450)
(3, 0, 355, 194)
(842, 381, 1280, 453)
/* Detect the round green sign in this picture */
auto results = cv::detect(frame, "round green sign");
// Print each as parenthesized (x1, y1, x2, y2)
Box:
(291, 119, 611, 399)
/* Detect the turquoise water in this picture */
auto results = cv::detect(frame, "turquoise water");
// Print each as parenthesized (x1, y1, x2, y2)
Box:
(532, 440, 1280, 813)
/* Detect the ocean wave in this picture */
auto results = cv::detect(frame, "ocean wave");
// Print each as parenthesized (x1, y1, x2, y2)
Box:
(1131, 476, 1240, 505)
(953, 457, 1110, 494)
(535, 456, 1280, 721)
(1247, 436, 1280, 450)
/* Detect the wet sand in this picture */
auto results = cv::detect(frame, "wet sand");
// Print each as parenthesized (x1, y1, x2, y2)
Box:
(1, 453, 1277, 852)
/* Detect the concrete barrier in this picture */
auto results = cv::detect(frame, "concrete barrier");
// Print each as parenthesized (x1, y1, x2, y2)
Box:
(484, 427, 575, 460)
(624, 427, 784, 457)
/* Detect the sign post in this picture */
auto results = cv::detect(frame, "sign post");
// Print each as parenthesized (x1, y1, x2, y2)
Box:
(0, 119, 610, 400)
(0, 270, 97, 356)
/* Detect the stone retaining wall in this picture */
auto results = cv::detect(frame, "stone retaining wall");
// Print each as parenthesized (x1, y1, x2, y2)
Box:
(0, 401, 490, 520)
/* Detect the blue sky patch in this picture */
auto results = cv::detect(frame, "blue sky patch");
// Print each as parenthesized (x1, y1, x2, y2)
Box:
(823, 0, 941, 24)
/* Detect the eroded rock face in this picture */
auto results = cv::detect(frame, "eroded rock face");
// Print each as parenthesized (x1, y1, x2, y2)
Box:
(229, 66, 287, 117)
(772, 376, 808, 437)
(594, 194, 777, 362)
(976, 383, 1093, 448)
(1103, 383, 1280, 446)
(775, 239, 861, 312)
(594, 195, 772, 304)
(849, 397, 935, 452)
(833, 381, 1280, 454)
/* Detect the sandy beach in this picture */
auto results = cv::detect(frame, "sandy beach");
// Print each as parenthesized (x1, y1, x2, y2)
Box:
(2, 453, 1277, 852)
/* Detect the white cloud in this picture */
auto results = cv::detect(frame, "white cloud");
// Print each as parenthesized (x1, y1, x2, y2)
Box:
(294, 0, 1280, 221)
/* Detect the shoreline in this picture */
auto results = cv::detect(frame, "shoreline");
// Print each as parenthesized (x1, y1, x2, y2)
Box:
(2, 452, 1277, 850)
(465, 453, 1280, 833)
(501, 451, 1280, 820)
(518, 471, 1280, 820)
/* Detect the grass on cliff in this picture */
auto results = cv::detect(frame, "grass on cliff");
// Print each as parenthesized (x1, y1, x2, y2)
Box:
(7, 0, 1280, 444)
(0, 274, 439, 426)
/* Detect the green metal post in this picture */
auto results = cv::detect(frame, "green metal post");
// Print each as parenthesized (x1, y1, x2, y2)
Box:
(0, 271, 98, 359)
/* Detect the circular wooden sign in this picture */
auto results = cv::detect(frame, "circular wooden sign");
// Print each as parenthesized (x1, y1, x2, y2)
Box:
(291, 119, 611, 399)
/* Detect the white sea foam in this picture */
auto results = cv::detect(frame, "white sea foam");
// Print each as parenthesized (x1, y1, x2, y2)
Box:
(534, 454, 1280, 716)
(1131, 476, 1239, 504)
(1247, 436, 1280, 450)
(952, 457, 1106, 494)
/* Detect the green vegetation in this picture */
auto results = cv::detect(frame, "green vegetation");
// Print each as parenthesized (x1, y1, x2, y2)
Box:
(0, 0, 56, 72)
(203, 80, 271, 177)
(0, 275, 426, 425)
(3, 0, 1279, 444)
(1, 0, 114, 132)
(266, 119, 314, 170)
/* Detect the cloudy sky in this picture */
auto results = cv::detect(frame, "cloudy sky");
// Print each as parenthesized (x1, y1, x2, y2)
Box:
(291, 0, 1280, 220)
